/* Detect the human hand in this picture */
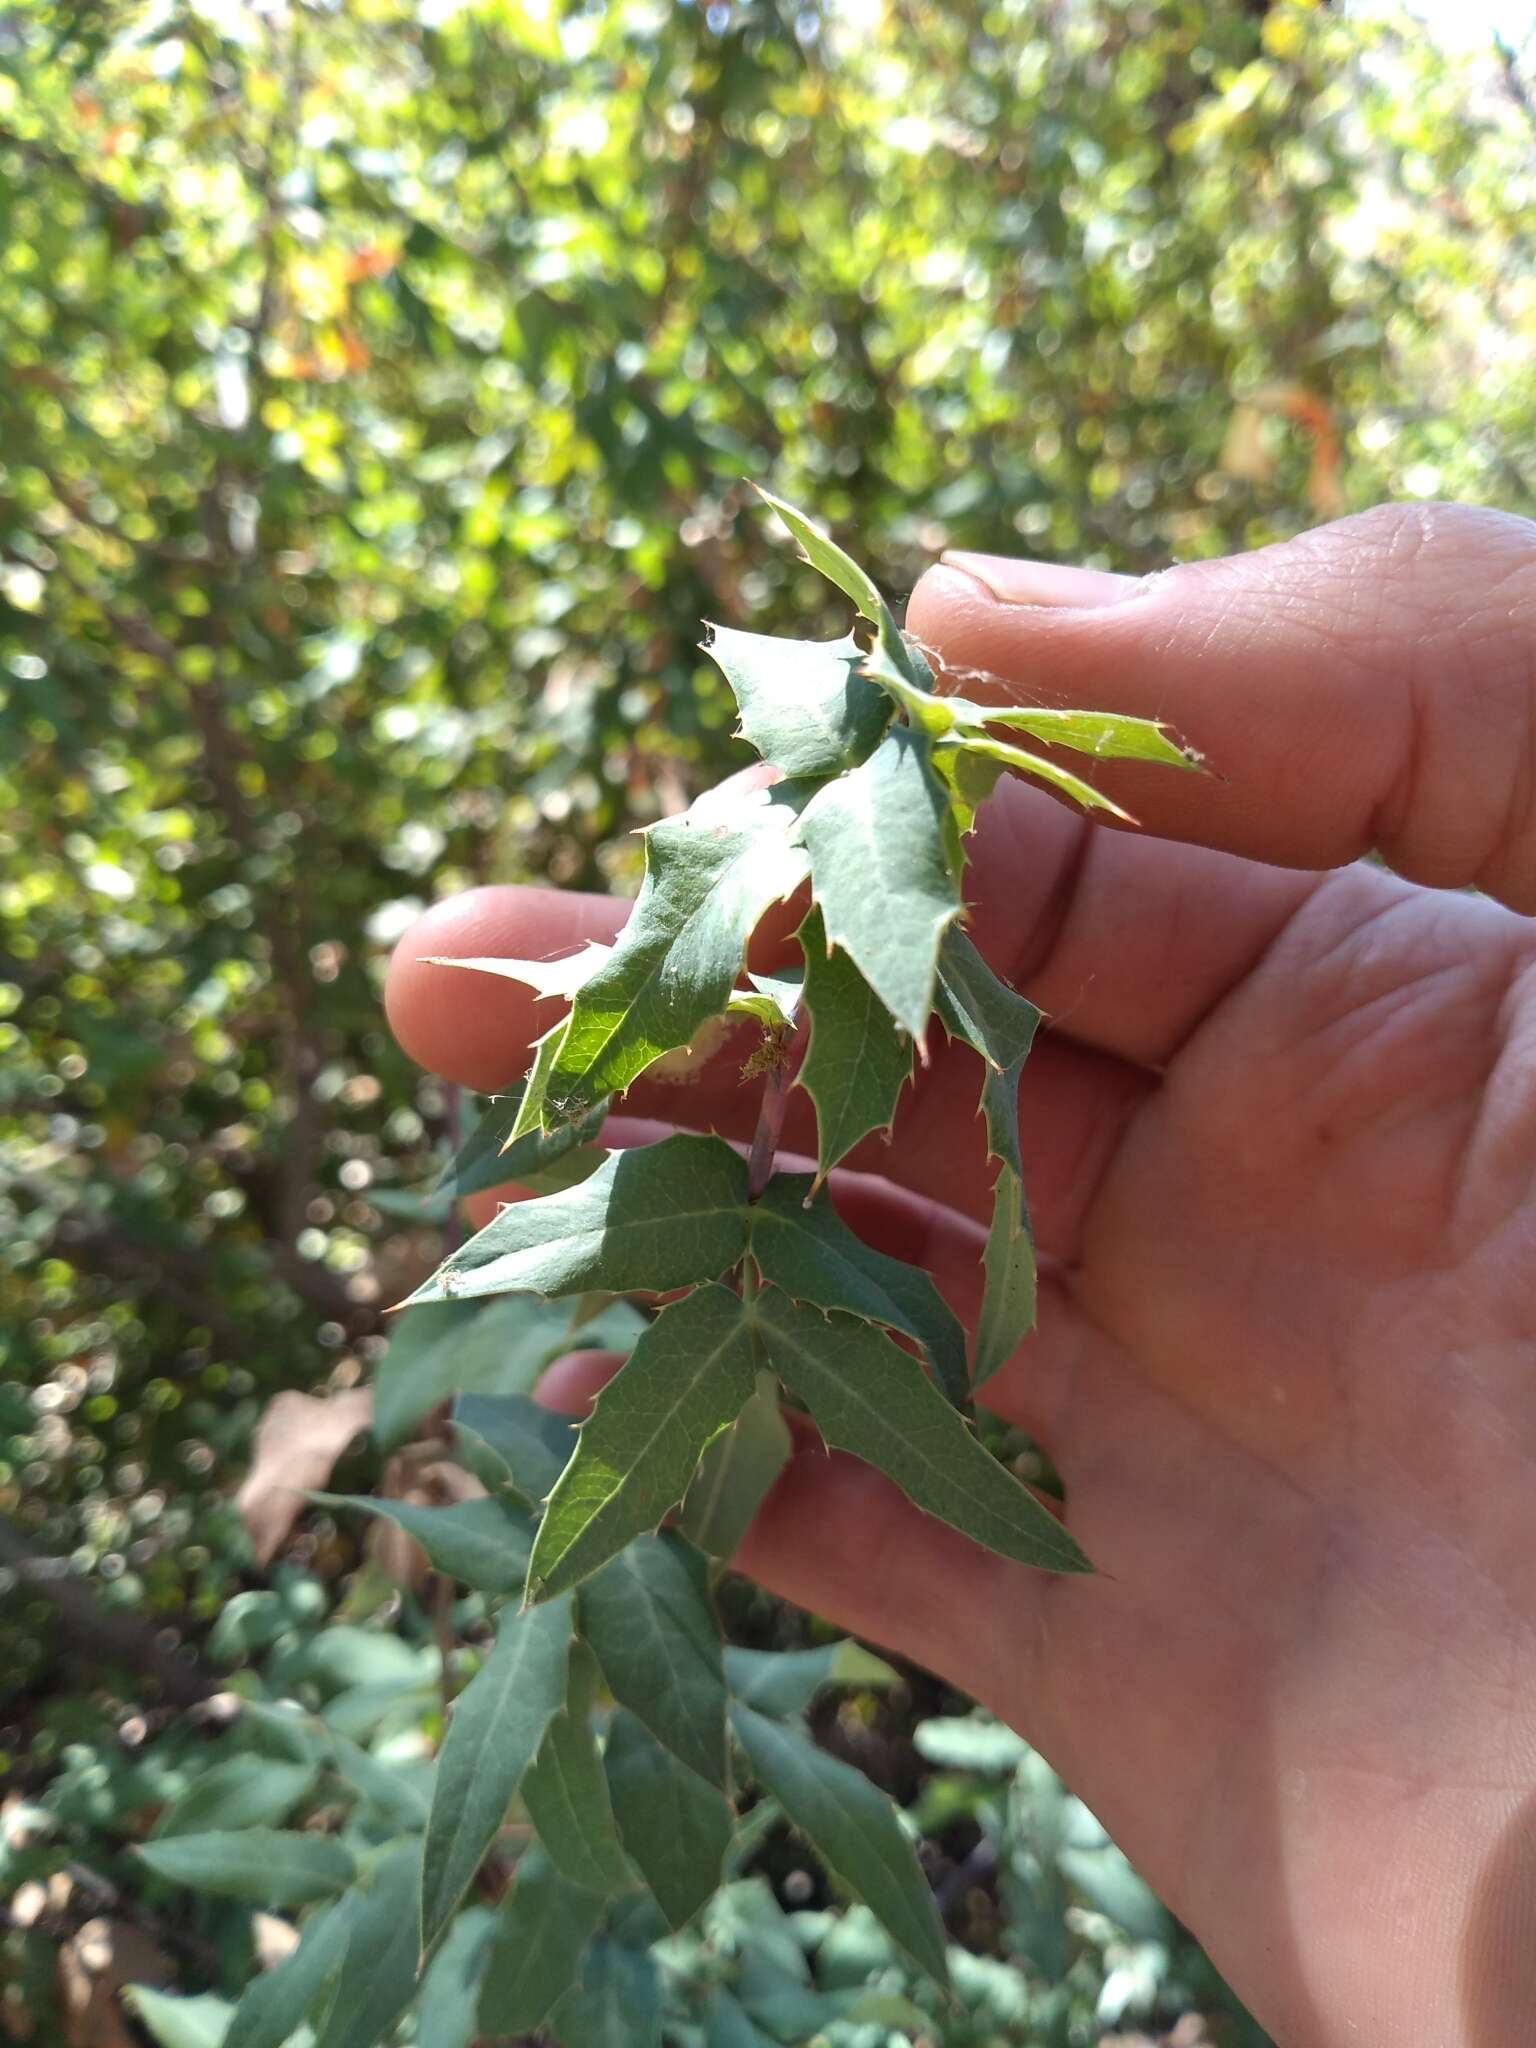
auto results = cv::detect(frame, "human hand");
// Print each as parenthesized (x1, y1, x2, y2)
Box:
(386, 503, 1536, 2047)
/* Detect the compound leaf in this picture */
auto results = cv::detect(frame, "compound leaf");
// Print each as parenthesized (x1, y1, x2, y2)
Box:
(579, 1533, 729, 1790)
(750, 1288, 1087, 1574)
(311, 1493, 533, 1598)
(747, 1177, 969, 1409)
(730, 1702, 947, 1985)
(528, 1284, 757, 1600)
(704, 625, 890, 777)
(478, 1847, 604, 2037)
(795, 904, 911, 1178)
(795, 726, 959, 1038)
(406, 1135, 749, 1309)
(604, 1708, 731, 1932)
(421, 1595, 573, 1946)
(547, 777, 812, 1115)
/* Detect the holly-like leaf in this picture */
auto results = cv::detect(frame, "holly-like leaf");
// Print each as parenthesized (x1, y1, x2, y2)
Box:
(935, 930, 1043, 1385)
(405, 1135, 750, 1308)
(454, 1390, 578, 1507)
(795, 904, 911, 1178)
(578, 1533, 730, 1789)
(421, 1594, 574, 1946)
(548, 1936, 664, 2048)
(730, 1703, 948, 1985)
(528, 1284, 757, 1600)
(311, 1844, 424, 2048)
(545, 777, 813, 1115)
(522, 1676, 634, 1894)
(477, 1847, 604, 2037)
(749, 1288, 1087, 1573)
(938, 731, 1135, 820)
(678, 1368, 791, 1559)
(936, 926, 1039, 1071)
(754, 486, 893, 632)
(703, 625, 890, 777)
(947, 698, 1201, 770)
(747, 1177, 969, 1409)
(604, 1708, 732, 1932)
(724, 1641, 899, 1718)
(136, 1832, 354, 1909)
(424, 941, 613, 1001)
(507, 1019, 568, 1145)
(311, 1493, 533, 1597)
(795, 726, 960, 1038)
(437, 1087, 609, 1204)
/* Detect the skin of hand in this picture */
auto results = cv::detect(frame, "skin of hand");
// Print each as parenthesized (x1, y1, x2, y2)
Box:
(386, 502, 1536, 2048)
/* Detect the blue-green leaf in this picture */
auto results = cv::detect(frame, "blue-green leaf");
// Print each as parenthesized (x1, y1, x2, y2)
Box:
(604, 1708, 731, 1932)
(578, 1534, 729, 1789)
(421, 1595, 574, 1945)
(730, 1703, 947, 1985)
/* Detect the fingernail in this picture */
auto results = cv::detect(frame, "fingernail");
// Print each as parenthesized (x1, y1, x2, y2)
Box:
(940, 551, 1140, 609)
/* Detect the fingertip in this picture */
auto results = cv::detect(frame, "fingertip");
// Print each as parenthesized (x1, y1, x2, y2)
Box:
(383, 882, 622, 1090)
(904, 561, 999, 671)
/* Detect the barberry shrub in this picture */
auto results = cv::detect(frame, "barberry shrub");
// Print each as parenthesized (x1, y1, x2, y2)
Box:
(130, 496, 1194, 2047)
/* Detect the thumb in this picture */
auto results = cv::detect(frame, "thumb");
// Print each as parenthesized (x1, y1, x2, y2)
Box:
(907, 502, 1536, 911)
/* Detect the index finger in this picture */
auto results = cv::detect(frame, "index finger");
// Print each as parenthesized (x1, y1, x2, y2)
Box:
(911, 501, 1536, 911)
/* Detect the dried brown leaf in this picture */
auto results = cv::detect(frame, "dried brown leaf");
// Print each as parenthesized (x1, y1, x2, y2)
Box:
(235, 1388, 374, 1565)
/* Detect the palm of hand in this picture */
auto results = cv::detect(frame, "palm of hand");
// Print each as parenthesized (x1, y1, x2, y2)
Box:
(389, 506, 1536, 2048)
(971, 867, 1536, 2046)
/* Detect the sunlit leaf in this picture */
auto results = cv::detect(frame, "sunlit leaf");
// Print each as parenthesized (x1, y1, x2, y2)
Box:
(795, 727, 960, 1037)
(421, 1595, 574, 1945)
(528, 1283, 756, 1599)
(750, 1288, 1086, 1573)
(795, 904, 911, 1178)
(704, 624, 890, 776)
(546, 777, 813, 1114)
(406, 1135, 749, 1309)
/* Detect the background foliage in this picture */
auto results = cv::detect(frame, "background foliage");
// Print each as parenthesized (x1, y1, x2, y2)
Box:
(2, 0, 1533, 2039)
